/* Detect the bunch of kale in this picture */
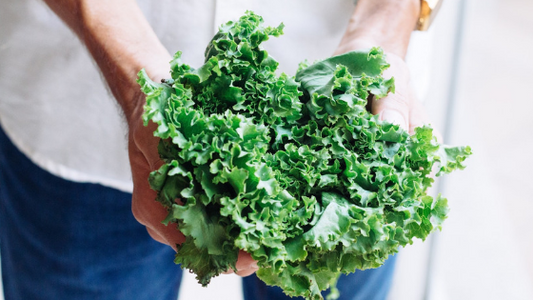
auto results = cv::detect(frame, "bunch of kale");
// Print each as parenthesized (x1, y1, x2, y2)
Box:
(138, 11, 470, 300)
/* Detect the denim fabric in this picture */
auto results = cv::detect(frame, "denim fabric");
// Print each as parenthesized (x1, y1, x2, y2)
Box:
(0, 125, 396, 300)
(0, 126, 183, 300)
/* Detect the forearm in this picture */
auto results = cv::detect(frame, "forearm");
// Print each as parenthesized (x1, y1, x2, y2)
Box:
(336, 0, 420, 58)
(43, 0, 171, 123)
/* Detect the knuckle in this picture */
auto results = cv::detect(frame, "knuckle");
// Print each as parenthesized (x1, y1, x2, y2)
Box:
(131, 200, 147, 225)
(146, 227, 166, 245)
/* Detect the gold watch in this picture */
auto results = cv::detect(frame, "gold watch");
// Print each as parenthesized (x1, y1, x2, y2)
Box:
(416, 0, 443, 31)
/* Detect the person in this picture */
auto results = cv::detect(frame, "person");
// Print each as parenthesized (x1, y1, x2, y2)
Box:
(0, 0, 435, 299)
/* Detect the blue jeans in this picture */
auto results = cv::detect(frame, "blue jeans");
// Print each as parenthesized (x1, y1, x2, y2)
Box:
(0, 125, 396, 300)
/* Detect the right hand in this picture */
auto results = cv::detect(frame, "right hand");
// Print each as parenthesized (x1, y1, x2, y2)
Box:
(128, 71, 258, 276)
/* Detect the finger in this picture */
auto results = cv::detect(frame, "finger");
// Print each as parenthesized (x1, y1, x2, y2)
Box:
(222, 269, 235, 275)
(129, 152, 185, 251)
(407, 90, 443, 142)
(132, 120, 165, 170)
(235, 268, 257, 277)
(146, 226, 167, 245)
(132, 206, 183, 252)
(128, 106, 185, 252)
(131, 185, 185, 252)
(234, 250, 258, 277)
(372, 53, 411, 131)
(373, 91, 409, 131)
(406, 89, 430, 135)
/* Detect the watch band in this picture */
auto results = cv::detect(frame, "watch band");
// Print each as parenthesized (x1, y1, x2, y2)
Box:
(416, 0, 443, 31)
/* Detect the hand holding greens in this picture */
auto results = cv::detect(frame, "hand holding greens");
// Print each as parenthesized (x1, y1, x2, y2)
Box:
(138, 11, 471, 300)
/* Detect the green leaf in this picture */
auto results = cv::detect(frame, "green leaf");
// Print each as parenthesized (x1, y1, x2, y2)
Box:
(295, 47, 390, 97)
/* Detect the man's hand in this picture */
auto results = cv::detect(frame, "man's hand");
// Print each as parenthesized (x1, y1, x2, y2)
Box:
(373, 52, 434, 135)
(43, 0, 258, 277)
(334, 0, 437, 136)
(128, 102, 185, 249)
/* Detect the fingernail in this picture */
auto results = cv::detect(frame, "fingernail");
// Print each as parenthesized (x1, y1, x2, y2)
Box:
(380, 110, 407, 130)
(250, 261, 258, 269)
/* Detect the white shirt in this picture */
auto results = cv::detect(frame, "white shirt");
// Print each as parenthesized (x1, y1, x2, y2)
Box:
(0, 0, 430, 193)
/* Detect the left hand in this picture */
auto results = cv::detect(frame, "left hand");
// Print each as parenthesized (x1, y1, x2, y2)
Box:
(333, 0, 440, 139)
(371, 51, 434, 136)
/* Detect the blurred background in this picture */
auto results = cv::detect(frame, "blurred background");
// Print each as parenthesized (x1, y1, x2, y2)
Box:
(1, 0, 532, 299)
(392, 0, 533, 299)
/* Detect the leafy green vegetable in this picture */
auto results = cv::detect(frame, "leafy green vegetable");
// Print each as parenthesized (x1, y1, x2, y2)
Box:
(138, 11, 471, 300)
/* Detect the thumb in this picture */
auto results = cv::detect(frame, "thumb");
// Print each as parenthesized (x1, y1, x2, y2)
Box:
(372, 90, 410, 132)
(372, 53, 411, 131)
(377, 105, 408, 131)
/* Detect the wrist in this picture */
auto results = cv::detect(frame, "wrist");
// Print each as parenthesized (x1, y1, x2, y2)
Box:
(335, 0, 420, 58)
(80, 7, 170, 124)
